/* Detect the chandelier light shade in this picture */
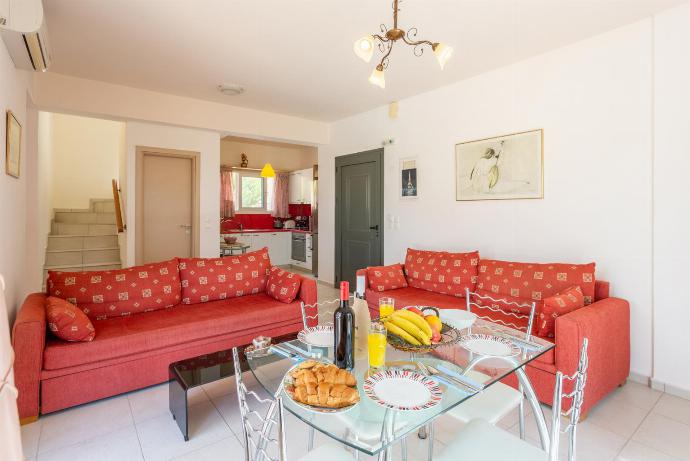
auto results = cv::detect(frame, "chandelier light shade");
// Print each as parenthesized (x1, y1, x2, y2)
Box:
(354, 0, 453, 87)
(260, 163, 276, 178)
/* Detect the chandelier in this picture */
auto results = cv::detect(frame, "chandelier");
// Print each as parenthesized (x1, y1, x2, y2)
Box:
(354, 0, 453, 88)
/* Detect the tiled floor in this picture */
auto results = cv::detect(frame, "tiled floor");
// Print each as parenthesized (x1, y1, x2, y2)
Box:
(20, 283, 690, 460)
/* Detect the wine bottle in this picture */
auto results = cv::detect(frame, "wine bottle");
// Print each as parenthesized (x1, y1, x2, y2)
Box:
(334, 281, 355, 370)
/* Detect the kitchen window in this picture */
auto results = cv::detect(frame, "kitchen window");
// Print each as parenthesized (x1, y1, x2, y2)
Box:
(234, 171, 275, 213)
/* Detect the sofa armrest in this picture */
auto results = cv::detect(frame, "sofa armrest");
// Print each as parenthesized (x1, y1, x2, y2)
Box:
(12, 293, 47, 420)
(298, 277, 318, 327)
(555, 296, 630, 415)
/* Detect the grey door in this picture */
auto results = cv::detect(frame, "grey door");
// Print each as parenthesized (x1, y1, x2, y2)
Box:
(335, 149, 383, 286)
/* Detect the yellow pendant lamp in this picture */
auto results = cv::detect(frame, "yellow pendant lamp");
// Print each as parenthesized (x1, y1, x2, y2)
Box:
(260, 163, 276, 178)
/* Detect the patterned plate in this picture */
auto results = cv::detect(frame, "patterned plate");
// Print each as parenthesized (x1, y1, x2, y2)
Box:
(297, 325, 334, 347)
(364, 368, 443, 411)
(458, 334, 521, 357)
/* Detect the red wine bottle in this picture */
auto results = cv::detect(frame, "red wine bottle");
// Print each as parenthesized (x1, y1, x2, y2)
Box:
(334, 281, 355, 370)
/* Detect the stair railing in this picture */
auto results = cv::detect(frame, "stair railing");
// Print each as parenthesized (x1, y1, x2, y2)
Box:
(112, 179, 126, 232)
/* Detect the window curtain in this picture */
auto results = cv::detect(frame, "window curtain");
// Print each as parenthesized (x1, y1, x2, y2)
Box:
(220, 170, 235, 218)
(271, 172, 290, 218)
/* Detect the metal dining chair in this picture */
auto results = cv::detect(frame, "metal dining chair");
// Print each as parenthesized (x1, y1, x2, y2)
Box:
(232, 347, 354, 461)
(434, 338, 589, 461)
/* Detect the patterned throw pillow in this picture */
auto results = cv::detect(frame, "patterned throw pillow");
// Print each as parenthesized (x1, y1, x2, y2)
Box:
(404, 248, 480, 297)
(46, 296, 96, 342)
(266, 266, 302, 303)
(179, 247, 272, 304)
(538, 286, 585, 338)
(47, 259, 182, 320)
(366, 263, 408, 292)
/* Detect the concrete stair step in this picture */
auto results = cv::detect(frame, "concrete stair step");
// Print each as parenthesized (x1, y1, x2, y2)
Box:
(44, 248, 121, 266)
(53, 211, 116, 225)
(47, 235, 119, 251)
(90, 199, 116, 213)
(51, 222, 118, 236)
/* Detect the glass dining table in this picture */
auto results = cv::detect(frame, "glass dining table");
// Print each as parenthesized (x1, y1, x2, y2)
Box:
(245, 319, 555, 460)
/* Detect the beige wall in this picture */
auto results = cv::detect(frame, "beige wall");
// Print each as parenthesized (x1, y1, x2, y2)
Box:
(49, 113, 124, 210)
(221, 136, 317, 172)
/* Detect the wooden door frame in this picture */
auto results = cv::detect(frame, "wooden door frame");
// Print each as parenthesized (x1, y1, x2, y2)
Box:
(334, 148, 384, 284)
(135, 146, 201, 265)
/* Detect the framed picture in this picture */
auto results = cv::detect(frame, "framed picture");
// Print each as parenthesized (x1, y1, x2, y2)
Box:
(400, 157, 418, 199)
(455, 129, 543, 201)
(5, 110, 21, 178)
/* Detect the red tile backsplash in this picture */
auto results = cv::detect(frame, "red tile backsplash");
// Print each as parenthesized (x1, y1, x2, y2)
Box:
(288, 204, 312, 217)
(221, 205, 312, 232)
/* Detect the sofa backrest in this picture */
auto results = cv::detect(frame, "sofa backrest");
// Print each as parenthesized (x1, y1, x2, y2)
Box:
(404, 248, 480, 298)
(178, 247, 271, 304)
(47, 258, 182, 320)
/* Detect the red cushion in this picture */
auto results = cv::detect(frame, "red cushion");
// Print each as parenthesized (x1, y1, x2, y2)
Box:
(266, 267, 302, 303)
(367, 263, 408, 292)
(538, 286, 584, 338)
(47, 259, 181, 320)
(476, 259, 596, 312)
(42, 293, 303, 371)
(46, 297, 96, 342)
(404, 248, 479, 297)
(179, 248, 271, 304)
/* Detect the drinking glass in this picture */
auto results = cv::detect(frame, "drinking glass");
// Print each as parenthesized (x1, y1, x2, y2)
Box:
(379, 297, 395, 319)
(368, 322, 387, 369)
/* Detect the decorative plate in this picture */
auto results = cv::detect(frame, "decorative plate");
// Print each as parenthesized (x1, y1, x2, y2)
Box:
(282, 361, 359, 414)
(439, 309, 477, 330)
(458, 334, 521, 357)
(363, 368, 443, 411)
(297, 325, 334, 348)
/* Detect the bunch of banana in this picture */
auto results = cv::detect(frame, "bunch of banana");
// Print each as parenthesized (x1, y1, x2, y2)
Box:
(384, 309, 433, 346)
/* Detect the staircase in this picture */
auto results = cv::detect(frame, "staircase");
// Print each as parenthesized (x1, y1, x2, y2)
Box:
(43, 199, 122, 282)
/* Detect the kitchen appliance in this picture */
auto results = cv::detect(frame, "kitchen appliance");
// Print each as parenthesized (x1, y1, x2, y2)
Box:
(291, 233, 307, 262)
(311, 165, 318, 277)
(294, 216, 309, 230)
(273, 218, 283, 229)
(283, 219, 296, 229)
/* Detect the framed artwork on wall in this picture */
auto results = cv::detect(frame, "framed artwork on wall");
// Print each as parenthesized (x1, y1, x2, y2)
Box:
(400, 157, 418, 199)
(455, 129, 543, 201)
(5, 110, 21, 178)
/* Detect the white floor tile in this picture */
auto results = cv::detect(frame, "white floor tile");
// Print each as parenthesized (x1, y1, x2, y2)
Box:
(616, 440, 683, 461)
(201, 371, 258, 400)
(128, 382, 208, 424)
(36, 426, 142, 461)
(38, 396, 134, 454)
(633, 413, 690, 461)
(135, 400, 231, 461)
(652, 394, 690, 426)
(21, 419, 42, 458)
(171, 435, 244, 461)
(609, 381, 663, 411)
(588, 392, 651, 438)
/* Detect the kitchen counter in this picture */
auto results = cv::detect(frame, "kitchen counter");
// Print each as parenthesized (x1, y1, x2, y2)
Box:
(223, 229, 312, 234)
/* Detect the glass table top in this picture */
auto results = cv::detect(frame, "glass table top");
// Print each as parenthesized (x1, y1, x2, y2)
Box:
(246, 319, 554, 456)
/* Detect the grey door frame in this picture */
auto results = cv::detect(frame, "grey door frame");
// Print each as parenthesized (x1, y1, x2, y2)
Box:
(334, 148, 384, 285)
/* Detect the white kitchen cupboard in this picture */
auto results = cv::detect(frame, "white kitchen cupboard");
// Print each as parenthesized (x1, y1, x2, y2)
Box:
(288, 168, 313, 204)
(223, 232, 290, 266)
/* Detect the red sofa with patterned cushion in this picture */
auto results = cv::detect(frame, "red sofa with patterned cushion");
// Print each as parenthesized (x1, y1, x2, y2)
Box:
(357, 249, 630, 417)
(12, 249, 317, 421)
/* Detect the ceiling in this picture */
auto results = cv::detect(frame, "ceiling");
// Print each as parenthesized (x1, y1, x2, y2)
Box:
(44, 0, 684, 122)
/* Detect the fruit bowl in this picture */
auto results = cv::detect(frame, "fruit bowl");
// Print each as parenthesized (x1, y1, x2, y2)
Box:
(223, 236, 237, 244)
(383, 306, 462, 354)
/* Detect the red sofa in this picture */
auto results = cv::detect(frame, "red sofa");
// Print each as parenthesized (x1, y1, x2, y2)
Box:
(358, 251, 630, 417)
(12, 249, 317, 421)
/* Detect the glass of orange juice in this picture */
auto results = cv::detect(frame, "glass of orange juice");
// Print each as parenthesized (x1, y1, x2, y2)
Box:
(368, 322, 387, 369)
(379, 297, 395, 319)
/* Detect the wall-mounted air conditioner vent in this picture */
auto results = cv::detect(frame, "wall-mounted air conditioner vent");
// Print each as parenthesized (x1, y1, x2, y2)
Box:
(1, 0, 52, 72)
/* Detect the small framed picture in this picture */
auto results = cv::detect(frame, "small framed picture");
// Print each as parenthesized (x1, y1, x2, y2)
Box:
(5, 110, 21, 178)
(400, 157, 418, 199)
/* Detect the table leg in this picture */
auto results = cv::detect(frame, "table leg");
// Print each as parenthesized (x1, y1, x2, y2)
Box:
(168, 373, 188, 441)
(427, 422, 435, 461)
(515, 367, 550, 451)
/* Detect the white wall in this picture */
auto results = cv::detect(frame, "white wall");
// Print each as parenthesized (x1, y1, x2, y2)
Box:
(124, 122, 221, 266)
(653, 2, 690, 398)
(320, 21, 654, 378)
(221, 137, 317, 172)
(0, 39, 33, 322)
(49, 113, 124, 210)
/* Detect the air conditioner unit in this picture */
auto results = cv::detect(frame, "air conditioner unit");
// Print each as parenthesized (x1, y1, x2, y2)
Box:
(1, 0, 52, 72)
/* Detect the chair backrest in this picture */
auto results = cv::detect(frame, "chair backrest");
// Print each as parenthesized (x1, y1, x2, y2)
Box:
(464, 287, 537, 340)
(300, 294, 359, 329)
(232, 347, 287, 461)
(549, 338, 589, 461)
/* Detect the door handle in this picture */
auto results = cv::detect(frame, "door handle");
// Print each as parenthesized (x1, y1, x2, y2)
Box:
(179, 224, 192, 229)
(369, 225, 379, 230)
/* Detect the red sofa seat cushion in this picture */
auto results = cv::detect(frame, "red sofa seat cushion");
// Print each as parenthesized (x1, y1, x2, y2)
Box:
(476, 259, 596, 314)
(404, 249, 479, 297)
(266, 266, 302, 303)
(367, 264, 408, 292)
(46, 297, 96, 342)
(179, 248, 271, 304)
(47, 259, 182, 320)
(42, 293, 303, 371)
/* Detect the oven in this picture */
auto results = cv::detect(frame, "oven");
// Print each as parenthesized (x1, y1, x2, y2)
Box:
(291, 233, 307, 262)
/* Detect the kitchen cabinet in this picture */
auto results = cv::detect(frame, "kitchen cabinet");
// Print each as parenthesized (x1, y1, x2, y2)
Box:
(288, 168, 313, 204)
(223, 232, 290, 266)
